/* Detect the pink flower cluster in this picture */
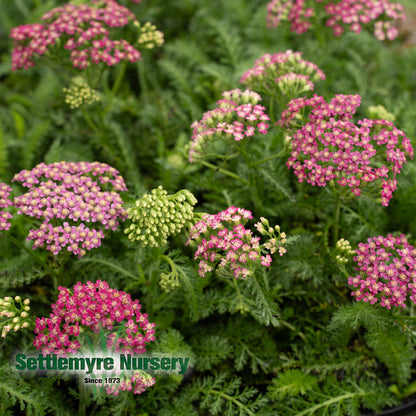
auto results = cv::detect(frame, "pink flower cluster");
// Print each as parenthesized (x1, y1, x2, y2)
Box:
(105, 371, 155, 396)
(240, 51, 325, 97)
(0, 183, 13, 231)
(282, 94, 413, 205)
(34, 280, 156, 354)
(348, 235, 416, 308)
(189, 89, 270, 162)
(266, 0, 405, 40)
(10, 0, 141, 70)
(13, 161, 128, 257)
(186, 207, 284, 279)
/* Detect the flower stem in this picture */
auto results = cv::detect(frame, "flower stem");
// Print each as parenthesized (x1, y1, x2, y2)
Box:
(200, 160, 250, 186)
(252, 148, 287, 167)
(78, 376, 87, 416)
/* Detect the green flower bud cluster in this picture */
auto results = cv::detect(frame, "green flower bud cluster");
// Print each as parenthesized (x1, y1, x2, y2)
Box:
(159, 271, 181, 293)
(335, 238, 355, 264)
(255, 217, 287, 256)
(125, 186, 197, 248)
(135, 21, 164, 49)
(367, 105, 395, 122)
(0, 296, 31, 338)
(63, 78, 100, 109)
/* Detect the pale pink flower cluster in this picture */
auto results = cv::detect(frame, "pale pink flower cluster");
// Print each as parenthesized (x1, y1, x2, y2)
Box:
(13, 161, 128, 257)
(282, 94, 413, 205)
(189, 89, 270, 162)
(266, 0, 404, 40)
(34, 280, 156, 354)
(10, 0, 141, 70)
(0, 183, 13, 231)
(105, 371, 156, 396)
(186, 207, 285, 279)
(348, 235, 416, 308)
(240, 51, 325, 97)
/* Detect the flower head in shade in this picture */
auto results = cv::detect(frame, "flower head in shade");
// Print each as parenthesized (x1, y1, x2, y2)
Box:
(0, 183, 13, 231)
(266, 0, 405, 40)
(186, 207, 286, 279)
(348, 235, 416, 308)
(10, 0, 154, 70)
(13, 161, 128, 257)
(125, 186, 197, 248)
(33, 280, 156, 354)
(281, 94, 413, 205)
(189, 89, 270, 162)
(240, 51, 325, 97)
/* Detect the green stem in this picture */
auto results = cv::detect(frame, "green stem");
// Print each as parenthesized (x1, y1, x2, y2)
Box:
(200, 160, 250, 186)
(252, 148, 287, 167)
(78, 376, 87, 416)
(280, 319, 307, 343)
(160, 254, 176, 273)
(103, 61, 127, 116)
(333, 193, 341, 245)
(5, 234, 57, 276)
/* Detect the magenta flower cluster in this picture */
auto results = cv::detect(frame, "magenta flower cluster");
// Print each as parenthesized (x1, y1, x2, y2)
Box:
(186, 207, 285, 279)
(266, 0, 404, 40)
(240, 51, 325, 96)
(189, 89, 270, 162)
(0, 183, 13, 231)
(281, 94, 413, 205)
(10, 0, 141, 70)
(348, 235, 416, 308)
(13, 161, 128, 257)
(34, 280, 156, 354)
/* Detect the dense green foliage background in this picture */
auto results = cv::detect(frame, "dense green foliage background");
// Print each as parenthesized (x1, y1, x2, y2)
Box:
(2, 0, 416, 415)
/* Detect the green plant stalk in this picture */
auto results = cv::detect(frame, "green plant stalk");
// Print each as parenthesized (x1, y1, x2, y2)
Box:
(200, 160, 250, 185)
(78, 376, 87, 416)
(206, 388, 257, 416)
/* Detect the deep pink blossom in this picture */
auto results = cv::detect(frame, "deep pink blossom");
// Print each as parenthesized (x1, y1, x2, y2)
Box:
(10, 0, 141, 70)
(348, 235, 416, 308)
(281, 94, 413, 205)
(266, 0, 405, 40)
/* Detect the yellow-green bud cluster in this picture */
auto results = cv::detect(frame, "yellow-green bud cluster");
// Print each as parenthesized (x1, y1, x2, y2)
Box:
(63, 79, 100, 109)
(125, 186, 197, 248)
(0, 296, 31, 338)
(135, 21, 164, 49)
(335, 238, 355, 264)
(255, 217, 287, 256)
(367, 105, 395, 122)
(159, 271, 181, 293)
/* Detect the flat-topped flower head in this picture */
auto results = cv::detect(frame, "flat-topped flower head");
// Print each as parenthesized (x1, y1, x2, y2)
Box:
(125, 186, 197, 248)
(348, 235, 416, 308)
(10, 0, 160, 71)
(187, 207, 286, 279)
(266, 0, 405, 40)
(63, 78, 100, 109)
(0, 183, 13, 231)
(34, 280, 155, 354)
(282, 94, 413, 205)
(189, 89, 270, 162)
(240, 51, 325, 97)
(13, 161, 128, 257)
(105, 370, 156, 396)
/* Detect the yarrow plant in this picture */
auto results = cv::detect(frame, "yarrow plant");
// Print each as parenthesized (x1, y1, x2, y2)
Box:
(240, 51, 326, 97)
(0, 296, 31, 338)
(348, 235, 416, 308)
(63, 77, 100, 109)
(0, 183, 13, 231)
(281, 94, 413, 205)
(10, 0, 159, 70)
(186, 207, 286, 279)
(34, 280, 155, 355)
(189, 89, 270, 162)
(12, 161, 128, 257)
(125, 186, 197, 248)
(266, 0, 405, 40)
